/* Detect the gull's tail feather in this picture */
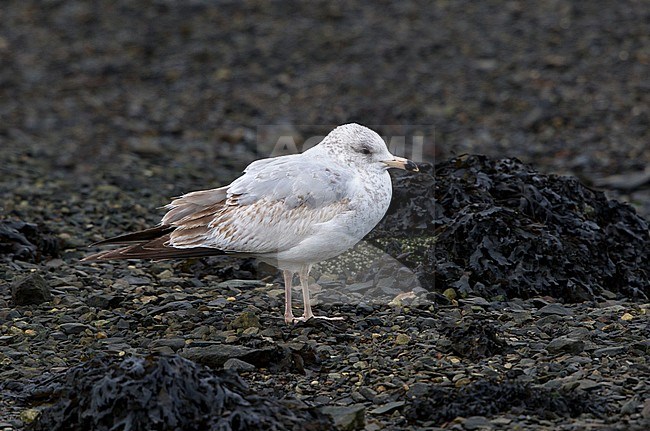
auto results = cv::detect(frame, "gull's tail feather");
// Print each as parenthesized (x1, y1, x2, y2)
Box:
(89, 225, 175, 246)
(83, 228, 225, 261)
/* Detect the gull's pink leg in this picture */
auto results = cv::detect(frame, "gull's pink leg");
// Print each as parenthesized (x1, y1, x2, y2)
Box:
(293, 265, 343, 322)
(299, 265, 314, 320)
(283, 270, 295, 324)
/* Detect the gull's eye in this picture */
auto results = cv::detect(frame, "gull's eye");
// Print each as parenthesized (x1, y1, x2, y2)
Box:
(359, 146, 372, 155)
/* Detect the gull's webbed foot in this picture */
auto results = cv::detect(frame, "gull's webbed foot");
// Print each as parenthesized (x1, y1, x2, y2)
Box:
(288, 314, 345, 324)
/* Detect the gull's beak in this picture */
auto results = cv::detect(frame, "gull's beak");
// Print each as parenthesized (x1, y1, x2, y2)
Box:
(382, 156, 419, 172)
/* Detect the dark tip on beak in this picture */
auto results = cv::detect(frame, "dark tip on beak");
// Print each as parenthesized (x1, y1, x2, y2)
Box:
(405, 160, 419, 172)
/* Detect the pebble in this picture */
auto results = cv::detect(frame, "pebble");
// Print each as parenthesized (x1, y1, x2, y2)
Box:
(59, 323, 92, 335)
(537, 303, 573, 316)
(463, 415, 492, 430)
(11, 273, 51, 306)
(181, 344, 276, 368)
(223, 358, 256, 371)
(321, 404, 365, 431)
(228, 311, 261, 330)
(395, 334, 411, 345)
(369, 401, 405, 415)
(593, 346, 627, 357)
(546, 336, 585, 354)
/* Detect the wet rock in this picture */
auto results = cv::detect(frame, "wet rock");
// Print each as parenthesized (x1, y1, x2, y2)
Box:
(228, 311, 261, 330)
(59, 323, 92, 335)
(223, 358, 256, 372)
(537, 304, 574, 316)
(463, 415, 492, 430)
(86, 294, 123, 309)
(459, 296, 491, 308)
(181, 344, 278, 368)
(394, 333, 411, 345)
(149, 338, 186, 352)
(547, 337, 585, 355)
(576, 379, 601, 391)
(593, 345, 627, 357)
(321, 404, 365, 431)
(369, 401, 405, 415)
(216, 279, 266, 290)
(11, 273, 51, 305)
(641, 399, 650, 419)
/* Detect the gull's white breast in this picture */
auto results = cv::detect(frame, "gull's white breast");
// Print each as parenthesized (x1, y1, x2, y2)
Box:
(268, 169, 393, 271)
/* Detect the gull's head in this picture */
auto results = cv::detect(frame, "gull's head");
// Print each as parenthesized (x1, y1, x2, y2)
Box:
(316, 123, 419, 173)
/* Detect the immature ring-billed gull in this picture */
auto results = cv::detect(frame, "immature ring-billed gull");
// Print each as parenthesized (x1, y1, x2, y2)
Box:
(83, 123, 419, 323)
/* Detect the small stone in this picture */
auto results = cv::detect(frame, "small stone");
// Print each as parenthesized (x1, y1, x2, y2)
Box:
(228, 311, 261, 330)
(546, 336, 584, 354)
(641, 398, 650, 419)
(223, 358, 256, 371)
(463, 415, 492, 430)
(11, 273, 52, 305)
(181, 344, 276, 368)
(157, 269, 173, 279)
(576, 379, 600, 391)
(59, 322, 92, 335)
(321, 404, 365, 431)
(443, 288, 457, 301)
(217, 279, 266, 289)
(369, 401, 405, 415)
(537, 303, 573, 316)
(490, 417, 512, 426)
(395, 333, 411, 345)
(19, 408, 40, 424)
(352, 361, 368, 369)
(620, 396, 639, 415)
(459, 296, 490, 307)
(620, 312, 633, 321)
(152, 345, 175, 355)
(120, 276, 151, 286)
(150, 338, 186, 351)
(593, 345, 626, 357)
(358, 386, 377, 402)
(86, 293, 123, 309)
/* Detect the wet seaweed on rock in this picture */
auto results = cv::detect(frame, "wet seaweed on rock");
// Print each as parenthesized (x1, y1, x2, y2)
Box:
(439, 318, 508, 360)
(370, 155, 650, 301)
(405, 378, 608, 426)
(0, 220, 60, 263)
(22, 354, 332, 431)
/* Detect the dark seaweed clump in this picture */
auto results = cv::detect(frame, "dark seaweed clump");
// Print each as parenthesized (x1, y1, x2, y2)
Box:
(22, 354, 331, 431)
(405, 379, 608, 426)
(371, 155, 650, 301)
(0, 220, 60, 263)
(439, 318, 508, 360)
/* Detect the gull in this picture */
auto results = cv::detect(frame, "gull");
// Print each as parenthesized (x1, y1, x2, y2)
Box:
(83, 123, 418, 323)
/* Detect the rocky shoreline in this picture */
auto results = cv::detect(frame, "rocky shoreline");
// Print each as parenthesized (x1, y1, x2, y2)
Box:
(1, 1, 649, 429)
